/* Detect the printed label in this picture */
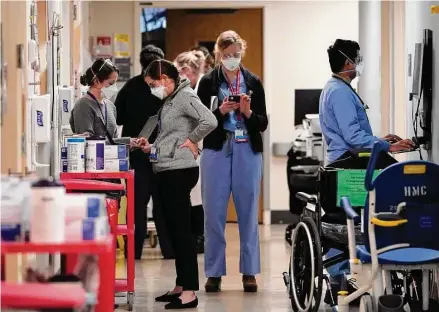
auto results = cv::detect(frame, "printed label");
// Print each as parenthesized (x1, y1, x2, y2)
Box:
(36, 110, 44, 127)
(63, 99, 69, 112)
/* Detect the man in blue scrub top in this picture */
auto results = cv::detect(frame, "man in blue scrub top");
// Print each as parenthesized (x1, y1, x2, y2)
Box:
(319, 39, 415, 303)
(320, 39, 414, 165)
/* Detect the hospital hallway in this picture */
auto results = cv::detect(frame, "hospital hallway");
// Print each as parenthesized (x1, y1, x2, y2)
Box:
(115, 224, 338, 312)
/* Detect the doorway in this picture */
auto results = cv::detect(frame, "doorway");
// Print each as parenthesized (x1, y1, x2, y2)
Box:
(138, 6, 264, 223)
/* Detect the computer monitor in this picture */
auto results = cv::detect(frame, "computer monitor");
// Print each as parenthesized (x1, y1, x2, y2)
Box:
(294, 89, 322, 126)
(411, 29, 433, 146)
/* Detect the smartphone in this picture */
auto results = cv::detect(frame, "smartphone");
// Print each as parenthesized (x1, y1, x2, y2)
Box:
(228, 95, 241, 103)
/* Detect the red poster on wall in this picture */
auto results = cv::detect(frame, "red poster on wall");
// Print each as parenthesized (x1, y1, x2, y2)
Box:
(95, 36, 112, 58)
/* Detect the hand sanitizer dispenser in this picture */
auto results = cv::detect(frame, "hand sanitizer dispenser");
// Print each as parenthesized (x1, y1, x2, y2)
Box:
(29, 95, 51, 168)
(59, 86, 75, 127)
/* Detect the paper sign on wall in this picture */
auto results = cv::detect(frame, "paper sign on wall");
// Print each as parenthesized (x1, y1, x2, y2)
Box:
(114, 33, 130, 58)
(95, 36, 112, 58)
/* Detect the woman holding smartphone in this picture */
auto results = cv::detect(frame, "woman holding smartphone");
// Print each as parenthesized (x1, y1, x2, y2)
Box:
(196, 30, 268, 293)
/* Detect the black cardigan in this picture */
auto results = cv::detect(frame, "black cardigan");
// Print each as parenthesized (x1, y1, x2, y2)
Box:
(197, 66, 268, 153)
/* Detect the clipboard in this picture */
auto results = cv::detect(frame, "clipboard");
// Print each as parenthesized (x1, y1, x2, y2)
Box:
(138, 115, 158, 139)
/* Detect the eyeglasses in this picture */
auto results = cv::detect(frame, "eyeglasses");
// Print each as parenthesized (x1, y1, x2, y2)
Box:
(222, 52, 242, 59)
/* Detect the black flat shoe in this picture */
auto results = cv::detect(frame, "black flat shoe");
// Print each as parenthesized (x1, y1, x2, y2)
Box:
(165, 297, 198, 310)
(155, 291, 182, 302)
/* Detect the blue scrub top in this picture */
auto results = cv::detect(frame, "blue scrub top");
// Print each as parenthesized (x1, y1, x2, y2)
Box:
(319, 77, 390, 164)
(218, 70, 247, 132)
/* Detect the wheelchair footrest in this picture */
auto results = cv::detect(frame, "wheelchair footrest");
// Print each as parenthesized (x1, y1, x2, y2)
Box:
(322, 222, 365, 245)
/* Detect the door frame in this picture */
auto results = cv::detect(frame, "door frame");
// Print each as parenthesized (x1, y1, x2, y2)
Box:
(133, 1, 271, 224)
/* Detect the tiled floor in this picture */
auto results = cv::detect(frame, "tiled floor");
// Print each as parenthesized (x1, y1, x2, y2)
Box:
(115, 224, 337, 311)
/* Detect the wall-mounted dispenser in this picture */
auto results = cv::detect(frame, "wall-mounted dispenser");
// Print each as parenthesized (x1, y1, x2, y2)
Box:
(28, 94, 51, 169)
(58, 86, 74, 127)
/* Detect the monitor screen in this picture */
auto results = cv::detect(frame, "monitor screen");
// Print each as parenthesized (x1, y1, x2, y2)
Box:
(294, 89, 322, 125)
(412, 43, 424, 99)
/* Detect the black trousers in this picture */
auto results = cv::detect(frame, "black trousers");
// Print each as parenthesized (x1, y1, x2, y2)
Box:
(133, 162, 173, 259)
(191, 205, 204, 236)
(157, 167, 200, 291)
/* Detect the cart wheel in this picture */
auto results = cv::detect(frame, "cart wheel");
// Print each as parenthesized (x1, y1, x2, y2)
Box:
(127, 292, 134, 311)
(289, 217, 323, 312)
(359, 294, 374, 312)
(150, 234, 158, 248)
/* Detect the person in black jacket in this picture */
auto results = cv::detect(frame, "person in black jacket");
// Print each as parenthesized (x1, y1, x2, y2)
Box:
(197, 30, 268, 293)
(114, 45, 173, 260)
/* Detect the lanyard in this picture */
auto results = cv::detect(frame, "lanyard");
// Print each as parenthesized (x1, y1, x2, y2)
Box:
(223, 70, 242, 121)
(332, 75, 369, 110)
(87, 91, 107, 125)
(224, 69, 240, 95)
(86, 91, 115, 145)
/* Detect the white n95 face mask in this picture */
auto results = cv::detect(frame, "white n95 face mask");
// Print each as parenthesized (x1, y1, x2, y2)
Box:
(151, 85, 167, 100)
(102, 84, 118, 100)
(222, 57, 241, 71)
(355, 62, 364, 77)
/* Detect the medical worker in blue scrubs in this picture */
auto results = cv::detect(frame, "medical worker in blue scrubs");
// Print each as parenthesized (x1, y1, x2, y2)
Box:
(320, 39, 414, 302)
(196, 30, 268, 293)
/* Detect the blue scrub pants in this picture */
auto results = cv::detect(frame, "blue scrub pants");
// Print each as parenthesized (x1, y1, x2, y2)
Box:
(201, 135, 262, 277)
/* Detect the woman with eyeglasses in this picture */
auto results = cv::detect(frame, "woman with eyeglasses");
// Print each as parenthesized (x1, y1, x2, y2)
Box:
(70, 58, 139, 147)
(196, 30, 268, 293)
(174, 50, 207, 255)
(140, 59, 217, 309)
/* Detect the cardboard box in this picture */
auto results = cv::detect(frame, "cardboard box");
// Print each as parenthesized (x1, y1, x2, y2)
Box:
(105, 145, 129, 159)
(105, 159, 129, 172)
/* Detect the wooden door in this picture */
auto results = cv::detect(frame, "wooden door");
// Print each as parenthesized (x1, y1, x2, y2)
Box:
(166, 8, 264, 223)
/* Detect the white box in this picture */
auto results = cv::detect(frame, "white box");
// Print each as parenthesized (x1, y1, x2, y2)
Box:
(105, 159, 129, 172)
(65, 216, 109, 241)
(105, 145, 129, 159)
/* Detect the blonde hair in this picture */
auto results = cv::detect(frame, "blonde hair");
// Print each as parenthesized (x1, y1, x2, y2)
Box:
(174, 51, 206, 75)
(214, 30, 247, 65)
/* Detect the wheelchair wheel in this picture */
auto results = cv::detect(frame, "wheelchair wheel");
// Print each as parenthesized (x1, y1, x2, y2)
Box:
(289, 217, 323, 312)
(359, 294, 373, 312)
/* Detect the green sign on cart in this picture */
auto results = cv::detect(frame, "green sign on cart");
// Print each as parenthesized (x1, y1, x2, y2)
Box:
(336, 170, 380, 207)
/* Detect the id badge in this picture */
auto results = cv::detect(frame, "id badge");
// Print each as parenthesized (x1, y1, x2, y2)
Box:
(149, 146, 158, 162)
(234, 129, 248, 143)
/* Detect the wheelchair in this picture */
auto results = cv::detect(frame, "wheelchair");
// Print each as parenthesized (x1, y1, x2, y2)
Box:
(282, 144, 439, 312)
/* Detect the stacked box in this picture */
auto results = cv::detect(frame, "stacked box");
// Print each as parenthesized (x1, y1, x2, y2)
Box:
(104, 145, 129, 172)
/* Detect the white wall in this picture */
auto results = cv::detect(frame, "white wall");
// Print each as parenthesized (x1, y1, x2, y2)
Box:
(264, 1, 359, 211)
(405, 1, 439, 163)
(88, 0, 359, 213)
(88, 1, 136, 73)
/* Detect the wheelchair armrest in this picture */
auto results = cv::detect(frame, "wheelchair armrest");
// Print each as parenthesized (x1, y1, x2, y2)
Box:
(371, 213, 408, 227)
(340, 197, 361, 225)
(296, 192, 317, 204)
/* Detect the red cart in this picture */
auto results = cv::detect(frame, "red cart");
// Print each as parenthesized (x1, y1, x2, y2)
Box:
(1, 236, 115, 311)
(60, 171, 135, 310)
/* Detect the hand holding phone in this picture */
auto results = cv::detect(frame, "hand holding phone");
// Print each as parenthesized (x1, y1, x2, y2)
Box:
(220, 97, 239, 115)
(228, 95, 241, 103)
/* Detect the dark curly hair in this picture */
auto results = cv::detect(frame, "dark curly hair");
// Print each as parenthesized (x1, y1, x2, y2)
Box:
(80, 58, 119, 86)
(145, 59, 180, 85)
(140, 44, 165, 72)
